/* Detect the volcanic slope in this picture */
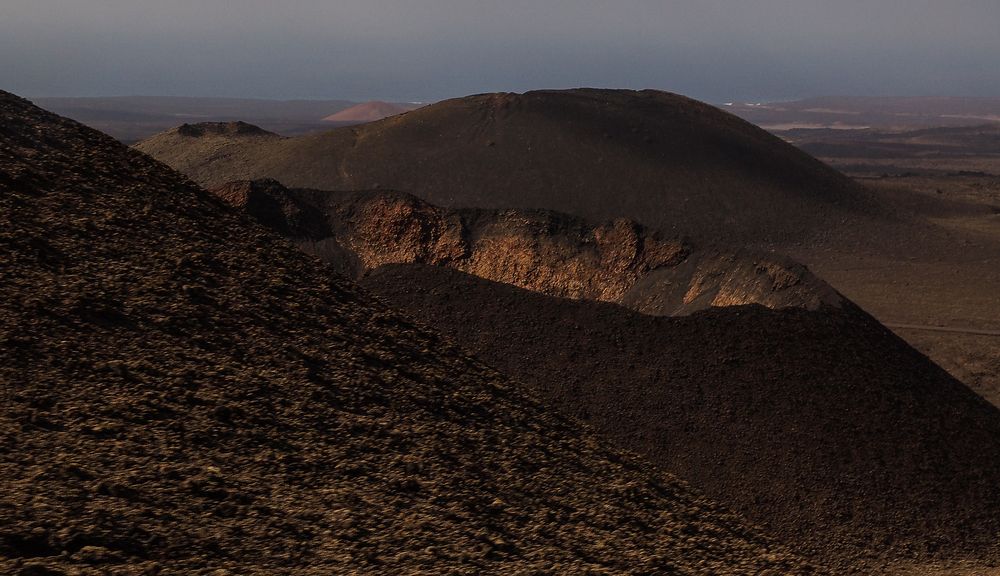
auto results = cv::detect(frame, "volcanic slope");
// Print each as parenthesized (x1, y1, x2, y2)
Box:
(362, 264, 1000, 571)
(0, 93, 827, 574)
(210, 178, 843, 315)
(135, 88, 872, 244)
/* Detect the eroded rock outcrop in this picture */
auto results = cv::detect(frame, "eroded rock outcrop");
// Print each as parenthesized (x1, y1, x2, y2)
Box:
(211, 179, 842, 315)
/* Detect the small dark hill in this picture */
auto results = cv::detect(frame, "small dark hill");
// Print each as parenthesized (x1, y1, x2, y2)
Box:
(363, 263, 1000, 571)
(0, 92, 820, 574)
(175, 121, 276, 138)
(33, 95, 357, 142)
(136, 88, 872, 244)
(210, 178, 844, 315)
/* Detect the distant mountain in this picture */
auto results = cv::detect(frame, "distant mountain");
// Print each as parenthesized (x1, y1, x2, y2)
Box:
(322, 100, 423, 124)
(136, 88, 872, 245)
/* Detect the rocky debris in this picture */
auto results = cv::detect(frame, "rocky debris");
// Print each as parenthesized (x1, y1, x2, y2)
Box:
(210, 179, 843, 314)
(362, 263, 1000, 573)
(0, 91, 823, 574)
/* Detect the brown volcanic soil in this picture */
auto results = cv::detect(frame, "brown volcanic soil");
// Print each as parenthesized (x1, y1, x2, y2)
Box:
(211, 179, 843, 315)
(0, 92, 825, 574)
(773, 148, 1000, 411)
(322, 101, 422, 123)
(136, 88, 873, 244)
(776, 124, 1000, 178)
(362, 263, 1000, 572)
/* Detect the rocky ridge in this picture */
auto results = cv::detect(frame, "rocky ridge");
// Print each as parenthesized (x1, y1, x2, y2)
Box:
(212, 179, 843, 315)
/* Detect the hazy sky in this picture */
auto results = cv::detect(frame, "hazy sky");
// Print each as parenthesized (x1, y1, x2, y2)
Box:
(3, 0, 999, 103)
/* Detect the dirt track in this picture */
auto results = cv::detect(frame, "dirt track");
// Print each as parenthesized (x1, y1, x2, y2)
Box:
(886, 323, 1000, 337)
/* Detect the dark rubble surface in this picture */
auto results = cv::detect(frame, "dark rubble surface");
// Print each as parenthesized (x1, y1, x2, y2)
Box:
(0, 93, 822, 574)
(362, 263, 1000, 573)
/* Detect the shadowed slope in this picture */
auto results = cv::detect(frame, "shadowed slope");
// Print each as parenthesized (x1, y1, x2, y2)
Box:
(136, 88, 872, 244)
(0, 92, 821, 574)
(363, 263, 1000, 571)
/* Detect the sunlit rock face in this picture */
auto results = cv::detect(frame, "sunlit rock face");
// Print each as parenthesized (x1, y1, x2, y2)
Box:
(211, 179, 843, 316)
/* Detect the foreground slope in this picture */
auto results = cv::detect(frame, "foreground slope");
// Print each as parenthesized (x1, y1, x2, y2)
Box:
(136, 88, 871, 243)
(0, 93, 821, 574)
(210, 179, 843, 315)
(363, 264, 1000, 570)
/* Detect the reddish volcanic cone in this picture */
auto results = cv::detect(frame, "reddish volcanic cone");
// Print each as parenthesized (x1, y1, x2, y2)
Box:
(322, 100, 421, 123)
